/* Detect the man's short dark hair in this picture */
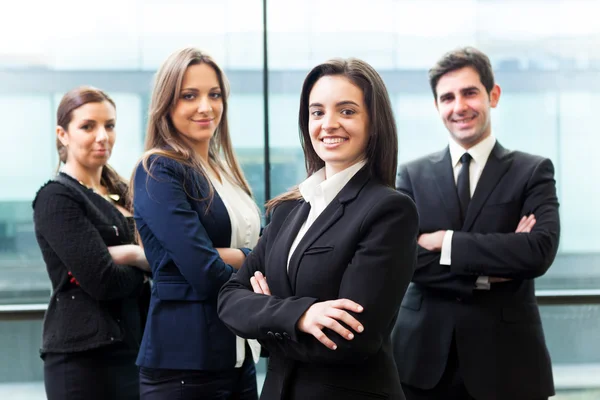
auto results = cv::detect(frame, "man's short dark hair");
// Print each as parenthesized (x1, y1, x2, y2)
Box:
(429, 47, 495, 101)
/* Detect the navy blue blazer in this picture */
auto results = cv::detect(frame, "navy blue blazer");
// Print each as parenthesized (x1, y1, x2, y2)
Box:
(133, 155, 250, 370)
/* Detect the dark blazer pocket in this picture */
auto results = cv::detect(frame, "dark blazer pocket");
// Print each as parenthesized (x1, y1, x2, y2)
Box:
(155, 281, 204, 302)
(304, 246, 334, 255)
(502, 305, 542, 324)
(400, 290, 422, 311)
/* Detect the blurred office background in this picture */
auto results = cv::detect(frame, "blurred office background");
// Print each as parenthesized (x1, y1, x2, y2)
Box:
(1, 0, 599, 398)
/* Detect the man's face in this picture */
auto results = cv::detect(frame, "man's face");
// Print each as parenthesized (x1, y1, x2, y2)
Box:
(435, 66, 501, 149)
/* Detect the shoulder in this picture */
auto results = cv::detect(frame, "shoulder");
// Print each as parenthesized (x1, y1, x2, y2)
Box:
(32, 180, 77, 209)
(360, 183, 418, 226)
(270, 199, 303, 223)
(399, 148, 446, 174)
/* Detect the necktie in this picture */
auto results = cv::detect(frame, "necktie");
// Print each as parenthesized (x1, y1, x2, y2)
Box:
(457, 152, 472, 223)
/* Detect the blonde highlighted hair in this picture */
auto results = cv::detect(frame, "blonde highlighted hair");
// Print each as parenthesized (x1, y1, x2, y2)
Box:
(132, 47, 251, 205)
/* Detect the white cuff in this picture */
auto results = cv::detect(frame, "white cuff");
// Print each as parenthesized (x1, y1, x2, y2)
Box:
(440, 230, 453, 265)
(475, 276, 491, 290)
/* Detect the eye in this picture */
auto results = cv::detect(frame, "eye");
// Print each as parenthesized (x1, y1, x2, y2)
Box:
(182, 93, 196, 100)
(310, 110, 324, 117)
(106, 123, 116, 130)
(210, 92, 222, 99)
(80, 124, 92, 131)
(341, 109, 356, 116)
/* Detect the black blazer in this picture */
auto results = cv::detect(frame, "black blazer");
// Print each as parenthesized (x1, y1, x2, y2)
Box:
(392, 142, 560, 400)
(33, 174, 146, 354)
(218, 166, 419, 400)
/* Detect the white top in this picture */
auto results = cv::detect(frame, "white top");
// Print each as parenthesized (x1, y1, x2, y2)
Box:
(287, 160, 367, 270)
(440, 134, 496, 289)
(207, 167, 262, 367)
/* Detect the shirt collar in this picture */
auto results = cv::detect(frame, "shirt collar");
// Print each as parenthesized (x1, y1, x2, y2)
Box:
(449, 134, 496, 168)
(299, 160, 367, 205)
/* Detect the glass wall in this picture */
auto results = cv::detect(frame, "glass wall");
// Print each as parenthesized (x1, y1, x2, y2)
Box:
(1, 0, 599, 398)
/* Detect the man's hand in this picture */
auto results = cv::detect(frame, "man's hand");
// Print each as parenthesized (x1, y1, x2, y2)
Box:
(250, 271, 271, 296)
(516, 214, 536, 233)
(418, 230, 446, 252)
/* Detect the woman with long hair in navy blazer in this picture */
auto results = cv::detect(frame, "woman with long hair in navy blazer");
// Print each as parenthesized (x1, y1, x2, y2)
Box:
(218, 58, 419, 400)
(132, 48, 261, 399)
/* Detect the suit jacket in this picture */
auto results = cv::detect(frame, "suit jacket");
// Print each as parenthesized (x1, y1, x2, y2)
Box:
(218, 166, 419, 400)
(133, 155, 250, 370)
(392, 142, 560, 400)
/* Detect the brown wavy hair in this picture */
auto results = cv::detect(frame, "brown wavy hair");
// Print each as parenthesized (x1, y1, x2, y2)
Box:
(266, 58, 398, 214)
(56, 86, 130, 210)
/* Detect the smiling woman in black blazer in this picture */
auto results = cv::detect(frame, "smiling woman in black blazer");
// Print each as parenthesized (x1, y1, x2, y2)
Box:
(218, 58, 419, 400)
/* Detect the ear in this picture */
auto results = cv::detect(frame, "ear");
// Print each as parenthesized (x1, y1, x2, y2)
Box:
(489, 84, 501, 108)
(56, 125, 69, 147)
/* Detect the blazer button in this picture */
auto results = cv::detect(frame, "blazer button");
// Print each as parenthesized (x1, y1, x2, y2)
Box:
(456, 296, 462, 302)
(275, 333, 283, 341)
(267, 331, 275, 338)
(283, 332, 291, 340)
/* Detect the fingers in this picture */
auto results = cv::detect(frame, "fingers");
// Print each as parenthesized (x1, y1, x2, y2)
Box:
(254, 271, 271, 295)
(489, 277, 512, 283)
(326, 306, 364, 334)
(310, 327, 338, 350)
(515, 214, 536, 233)
(250, 272, 271, 295)
(249, 276, 263, 294)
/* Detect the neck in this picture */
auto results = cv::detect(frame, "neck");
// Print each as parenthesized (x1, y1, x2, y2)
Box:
(62, 162, 104, 191)
(324, 158, 364, 179)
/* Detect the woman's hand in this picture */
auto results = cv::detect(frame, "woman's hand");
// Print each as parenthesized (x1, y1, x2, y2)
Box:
(297, 299, 364, 350)
(107, 245, 150, 272)
(216, 248, 246, 270)
(250, 271, 271, 295)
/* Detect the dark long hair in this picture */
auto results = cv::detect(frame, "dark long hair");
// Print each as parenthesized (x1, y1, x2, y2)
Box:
(56, 86, 130, 210)
(266, 58, 398, 213)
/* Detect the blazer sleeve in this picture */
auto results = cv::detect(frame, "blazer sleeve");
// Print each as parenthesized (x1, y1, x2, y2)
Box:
(218, 202, 319, 344)
(33, 184, 145, 301)
(396, 165, 477, 297)
(133, 158, 235, 300)
(450, 158, 560, 279)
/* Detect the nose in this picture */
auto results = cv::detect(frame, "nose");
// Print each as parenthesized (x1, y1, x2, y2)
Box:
(453, 96, 468, 114)
(95, 126, 109, 142)
(197, 96, 212, 114)
(321, 113, 340, 131)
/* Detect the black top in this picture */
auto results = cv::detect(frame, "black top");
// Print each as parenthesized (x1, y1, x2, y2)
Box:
(33, 173, 146, 354)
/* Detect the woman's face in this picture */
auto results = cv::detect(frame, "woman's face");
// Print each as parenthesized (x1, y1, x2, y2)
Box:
(57, 101, 116, 170)
(170, 63, 224, 157)
(308, 75, 369, 177)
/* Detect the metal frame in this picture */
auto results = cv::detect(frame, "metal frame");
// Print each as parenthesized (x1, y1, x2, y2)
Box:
(1, 290, 599, 321)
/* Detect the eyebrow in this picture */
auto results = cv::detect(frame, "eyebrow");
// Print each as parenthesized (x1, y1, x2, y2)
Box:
(308, 100, 361, 108)
(79, 119, 115, 124)
(439, 86, 480, 97)
(181, 87, 221, 92)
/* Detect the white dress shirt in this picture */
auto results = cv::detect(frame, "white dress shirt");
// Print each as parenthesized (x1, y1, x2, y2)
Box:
(207, 167, 262, 367)
(440, 135, 497, 290)
(287, 160, 367, 269)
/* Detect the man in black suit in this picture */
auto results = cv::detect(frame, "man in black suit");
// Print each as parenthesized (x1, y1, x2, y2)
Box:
(392, 47, 560, 400)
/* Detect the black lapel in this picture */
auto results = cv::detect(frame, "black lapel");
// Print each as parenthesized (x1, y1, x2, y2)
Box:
(266, 201, 310, 297)
(287, 166, 371, 291)
(462, 142, 512, 231)
(432, 148, 463, 230)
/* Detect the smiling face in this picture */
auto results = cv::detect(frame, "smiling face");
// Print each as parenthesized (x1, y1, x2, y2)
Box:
(169, 62, 223, 158)
(308, 75, 369, 177)
(435, 66, 501, 149)
(57, 101, 116, 170)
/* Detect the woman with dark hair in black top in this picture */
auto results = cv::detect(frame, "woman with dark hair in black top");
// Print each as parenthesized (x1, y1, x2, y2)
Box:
(33, 86, 150, 400)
